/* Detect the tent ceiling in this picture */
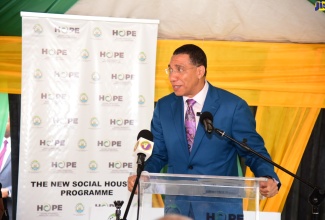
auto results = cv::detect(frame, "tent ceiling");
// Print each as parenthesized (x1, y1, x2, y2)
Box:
(65, 0, 325, 43)
(1, 0, 325, 43)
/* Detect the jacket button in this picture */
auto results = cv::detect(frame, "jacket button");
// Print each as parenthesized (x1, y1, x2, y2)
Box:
(188, 165, 193, 170)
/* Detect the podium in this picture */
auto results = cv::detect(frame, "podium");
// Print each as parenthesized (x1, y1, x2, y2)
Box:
(128, 173, 267, 220)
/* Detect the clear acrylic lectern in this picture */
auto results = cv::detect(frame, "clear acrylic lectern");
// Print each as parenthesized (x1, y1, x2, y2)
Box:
(127, 173, 267, 220)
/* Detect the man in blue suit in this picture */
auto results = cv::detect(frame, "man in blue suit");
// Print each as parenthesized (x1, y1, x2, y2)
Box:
(129, 44, 280, 219)
(0, 116, 12, 220)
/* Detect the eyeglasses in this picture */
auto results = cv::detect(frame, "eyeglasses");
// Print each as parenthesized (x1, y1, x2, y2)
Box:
(165, 66, 197, 75)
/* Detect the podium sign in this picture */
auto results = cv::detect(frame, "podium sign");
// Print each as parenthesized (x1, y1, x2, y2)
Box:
(129, 173, 267, 220)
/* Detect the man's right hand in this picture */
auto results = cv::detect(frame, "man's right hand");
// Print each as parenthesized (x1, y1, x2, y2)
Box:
(127, 175, 138, 194)
(1, 188, 9, 198)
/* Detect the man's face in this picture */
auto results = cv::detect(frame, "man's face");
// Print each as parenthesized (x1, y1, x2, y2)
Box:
(167, 54, 205, 98)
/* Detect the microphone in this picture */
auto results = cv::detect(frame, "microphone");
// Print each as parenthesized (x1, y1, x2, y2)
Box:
(199, 111, 214, 134)
(121, 130, 154, 220)
(133, 129, 154, 175)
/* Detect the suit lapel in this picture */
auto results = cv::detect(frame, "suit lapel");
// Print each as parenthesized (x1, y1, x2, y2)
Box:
(170, 96, 189, 156)
(189, 84, 221, 160)
(1, 153, 11, 172)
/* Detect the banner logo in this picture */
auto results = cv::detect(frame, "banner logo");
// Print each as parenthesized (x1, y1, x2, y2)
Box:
(90, 117, 100, 128)
(108, 161, 133, 170)
(54, 26, 80, 34)
(37, 204, 63, 212)
(79, 93, 89, 104)
(78, 139, 87, 150)
(80, 49, 90, 59)
(97, 140, 122, 151)
(42, 48, 67, 56)
(52, 117, 78, 125)
(32, 116, 42, 126)
(36, 203, 63, 217)
(89, 160, 98, 171)
(112, 29, 137, 41)
(109, 118, 135, 126)
(54, 71, 80, 79)
(99, 94, 124, 106)
(33, 24, 43, 34)
(39, 139, 65, 147)
(99, 51, 124, 59)
(41, 93, 68, 101)
(52, 161, 77, 169)
(138, 95, 146, 105)
(34, 69, 43, 79)
(75, 203, 85, 214)
(111, 73, 135, 82)
(93, 27, 102, 38)
(91, 72, 101, 81)
(138, 52, 146, 62)
(31, 160, 41, 171)
(112, 29, 136, 37)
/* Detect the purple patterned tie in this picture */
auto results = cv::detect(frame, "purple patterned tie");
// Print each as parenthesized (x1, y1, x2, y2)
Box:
(185, 99, 196, 152)
(0, 140, 8, 169)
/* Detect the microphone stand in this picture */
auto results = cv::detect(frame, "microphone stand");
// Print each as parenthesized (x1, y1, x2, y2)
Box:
(114, 201, 124, 220)
(212, 127, 325, 220)
(121, 153, 146, 220)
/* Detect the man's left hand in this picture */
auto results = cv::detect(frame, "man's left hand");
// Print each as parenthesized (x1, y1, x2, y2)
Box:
(259, 178, 278, 198)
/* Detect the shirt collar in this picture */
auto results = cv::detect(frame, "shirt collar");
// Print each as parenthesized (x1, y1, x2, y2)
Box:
(183, 80, 209, 106)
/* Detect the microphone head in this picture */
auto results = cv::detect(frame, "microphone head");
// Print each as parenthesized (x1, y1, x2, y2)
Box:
(137, 129, 153, 141)
(134, 129, 154, 161)
(200, 111, 214, 134)
(199, 111, 213, 124)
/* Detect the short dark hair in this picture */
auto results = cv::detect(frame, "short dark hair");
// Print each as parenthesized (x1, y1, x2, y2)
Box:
(173, 44, 207, 75)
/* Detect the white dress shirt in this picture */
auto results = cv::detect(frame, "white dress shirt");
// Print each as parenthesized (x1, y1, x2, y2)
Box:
(183, 81, 209, 128)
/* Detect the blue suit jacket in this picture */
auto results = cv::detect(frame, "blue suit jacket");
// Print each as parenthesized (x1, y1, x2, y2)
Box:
(145, 83, 278, 181)
(144, 83, 279, 218)
(0, 152, 12, 219)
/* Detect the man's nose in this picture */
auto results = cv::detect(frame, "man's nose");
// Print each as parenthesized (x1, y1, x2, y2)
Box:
(168, 71, 180, 81)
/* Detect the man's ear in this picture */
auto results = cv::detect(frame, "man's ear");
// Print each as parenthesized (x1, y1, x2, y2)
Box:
(197, 65, 205, 79)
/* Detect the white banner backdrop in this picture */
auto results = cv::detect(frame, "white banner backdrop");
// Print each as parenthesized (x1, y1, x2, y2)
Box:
(19, 12, 159, 220)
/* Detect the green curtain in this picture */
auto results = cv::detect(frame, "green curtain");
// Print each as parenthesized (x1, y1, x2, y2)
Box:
(0, 93, 9, 145)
